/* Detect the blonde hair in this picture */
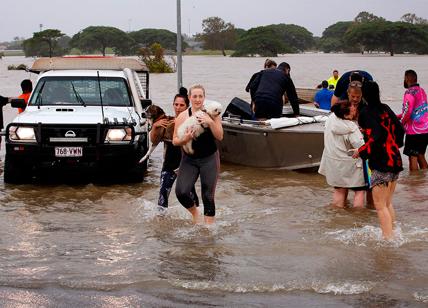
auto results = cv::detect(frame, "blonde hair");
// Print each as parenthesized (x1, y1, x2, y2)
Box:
(188, 84, 206, 96)
(347, 81, 363, 95)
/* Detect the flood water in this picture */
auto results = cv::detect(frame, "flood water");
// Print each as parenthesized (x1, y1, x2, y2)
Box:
(1, 55, 428, 307)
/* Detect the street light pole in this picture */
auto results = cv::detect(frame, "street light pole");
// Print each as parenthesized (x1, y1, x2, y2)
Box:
(176, 0, 183, 90)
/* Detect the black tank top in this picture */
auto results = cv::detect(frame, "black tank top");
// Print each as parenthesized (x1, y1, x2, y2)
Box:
(162, 141, 181, 171)
(187, 108, 217, 158)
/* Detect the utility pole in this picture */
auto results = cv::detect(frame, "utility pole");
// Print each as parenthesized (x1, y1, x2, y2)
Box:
(176, 0, 183, 90)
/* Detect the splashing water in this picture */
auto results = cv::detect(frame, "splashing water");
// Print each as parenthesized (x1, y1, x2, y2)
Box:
(171, 279, 374, 295)
(414, 292, 428, 303)
(325, 224, 428, 247)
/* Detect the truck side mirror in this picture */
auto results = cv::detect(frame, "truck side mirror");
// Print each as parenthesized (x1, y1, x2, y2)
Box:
(11, 98, 27, 109)
(140, 99, 152, 109)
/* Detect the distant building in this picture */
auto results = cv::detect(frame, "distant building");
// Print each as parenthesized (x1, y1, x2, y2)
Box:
(184, 37, 203, 51)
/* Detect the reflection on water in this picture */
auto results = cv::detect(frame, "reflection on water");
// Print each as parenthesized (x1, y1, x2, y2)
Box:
(1, 55, 428, 306)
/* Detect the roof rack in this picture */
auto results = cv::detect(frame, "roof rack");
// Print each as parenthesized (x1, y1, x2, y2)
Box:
(30, 56, 148, 73)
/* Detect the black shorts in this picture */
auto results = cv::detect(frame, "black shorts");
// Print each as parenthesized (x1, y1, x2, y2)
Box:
(254, 100, 282, 119)
(403, 133, 428, 156)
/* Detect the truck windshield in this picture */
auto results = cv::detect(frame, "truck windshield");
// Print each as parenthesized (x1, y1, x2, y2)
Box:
(29, 76, 133, 107)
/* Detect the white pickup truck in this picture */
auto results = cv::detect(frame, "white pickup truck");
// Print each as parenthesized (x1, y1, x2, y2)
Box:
(5, 57, 151, 183)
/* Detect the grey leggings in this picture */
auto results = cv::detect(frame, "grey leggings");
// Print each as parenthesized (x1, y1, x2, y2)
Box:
(175, 151, 220, 217)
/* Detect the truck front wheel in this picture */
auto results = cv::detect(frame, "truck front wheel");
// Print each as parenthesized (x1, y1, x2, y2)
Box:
(126, 138, 148, 183)
(3, 157, 33, 184)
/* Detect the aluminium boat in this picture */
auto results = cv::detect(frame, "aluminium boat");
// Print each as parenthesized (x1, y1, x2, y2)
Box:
(220, 93, 329, 170)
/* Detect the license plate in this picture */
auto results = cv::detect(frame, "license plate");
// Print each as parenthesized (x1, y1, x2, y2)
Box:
(55, 147, 83, 157)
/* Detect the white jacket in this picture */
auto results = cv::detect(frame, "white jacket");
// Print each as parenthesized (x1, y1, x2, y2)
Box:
(318, 113, 365, 188)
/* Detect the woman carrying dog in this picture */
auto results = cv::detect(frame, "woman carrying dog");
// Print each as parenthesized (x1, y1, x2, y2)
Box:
(173, 84, 223, 224)
(152, 87, 199, 212)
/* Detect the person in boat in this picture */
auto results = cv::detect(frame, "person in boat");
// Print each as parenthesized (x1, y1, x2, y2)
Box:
(352, 81, 404, 240)
(331, 70, 373, 106)
(153, 87, 199, 213)
(327, 69, 340, 90)
(397, 69, 428, 171)
(245, 59, 277, 111)
(252, 62, 299, 119)
(318, 99, 366, 208)
(18, 79, 32, 113)
(314, 80, 333, 110)
(173, 84, 223, 225)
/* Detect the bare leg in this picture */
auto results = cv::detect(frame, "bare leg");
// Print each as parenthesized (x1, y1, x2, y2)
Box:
(204, 216, 215, 225)
(372, 185, 394, 239)
(366, 189, 375, 209)
(353, 190, 365, 208)
(386, 181, 397, 225)
(332, 188, 347, 208)
(187, 205, 200, 224)
(417, 154, 428, 169)
(409, 156, 420, 171)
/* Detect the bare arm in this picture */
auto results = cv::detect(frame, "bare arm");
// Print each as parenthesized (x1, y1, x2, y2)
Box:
(331, 95, 339, 106)
(149, 118, 170, 144)
(172, 112, 193, 146)
(197, 113, 223, 141)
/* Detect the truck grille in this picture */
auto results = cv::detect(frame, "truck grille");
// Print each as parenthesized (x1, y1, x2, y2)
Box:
(39, 125, 101, 145)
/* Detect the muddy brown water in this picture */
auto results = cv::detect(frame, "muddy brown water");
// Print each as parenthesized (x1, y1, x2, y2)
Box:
(0, 55, 428, 307)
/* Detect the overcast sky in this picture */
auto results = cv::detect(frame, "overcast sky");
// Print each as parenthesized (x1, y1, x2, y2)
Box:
(1, 0, 428, 41)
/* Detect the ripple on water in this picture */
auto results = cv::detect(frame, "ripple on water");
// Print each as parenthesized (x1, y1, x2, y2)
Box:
(325, 224, 428, 247)
(131, 197, 239, 241)
(414, 292, 428, 303)
(171, 279, 374, 295)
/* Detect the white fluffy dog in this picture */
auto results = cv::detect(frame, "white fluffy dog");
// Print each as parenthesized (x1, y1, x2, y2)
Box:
(177, 100, 223, 155)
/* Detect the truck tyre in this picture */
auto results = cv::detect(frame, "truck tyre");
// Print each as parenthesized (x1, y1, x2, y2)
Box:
(3, 157, 32, 184)
(127, 136, 148, 183)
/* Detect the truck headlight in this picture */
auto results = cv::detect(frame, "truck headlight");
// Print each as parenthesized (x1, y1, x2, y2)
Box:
(105, 128, 132, 142)
(9, 126, 37, 142)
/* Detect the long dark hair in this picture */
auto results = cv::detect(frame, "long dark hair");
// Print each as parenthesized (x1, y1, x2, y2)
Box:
(362, 81, 382, 108)
(174, 87, 189, 106)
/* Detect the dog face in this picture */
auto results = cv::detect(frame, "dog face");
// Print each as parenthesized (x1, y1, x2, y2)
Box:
(203, 100, 223, 118)
(145, 105, 166, 125)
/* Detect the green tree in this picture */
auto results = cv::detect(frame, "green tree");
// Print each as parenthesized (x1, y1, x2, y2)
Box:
(345, 21, 427, 56)
(234, 28, 247, 40)
(197, 16, 236, 56)
(401, 13, 428, 25)
(354, 11, 385, 23)
(414, 24, 428, 54)
(23, 29, 67, 57)
(266, 24, 314, 52)
(318, 21, 357, 53)
(129, 28, 187, 51)
(232, 26, 287, 57)
(70, 26, 134, 56)
(138, 43, 173, 73)
(346, 11, 386, 54)
(380, 22, 428, 56)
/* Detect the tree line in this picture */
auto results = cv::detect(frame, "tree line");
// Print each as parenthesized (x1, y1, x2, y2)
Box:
(12, 11, 428, 58)
(21, 27, 188, 57)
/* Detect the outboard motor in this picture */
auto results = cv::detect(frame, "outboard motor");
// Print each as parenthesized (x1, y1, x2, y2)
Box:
(223, 97, 253, 120)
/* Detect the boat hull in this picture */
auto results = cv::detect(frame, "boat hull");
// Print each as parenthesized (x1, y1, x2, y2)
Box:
(220, 121, 324, 169)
